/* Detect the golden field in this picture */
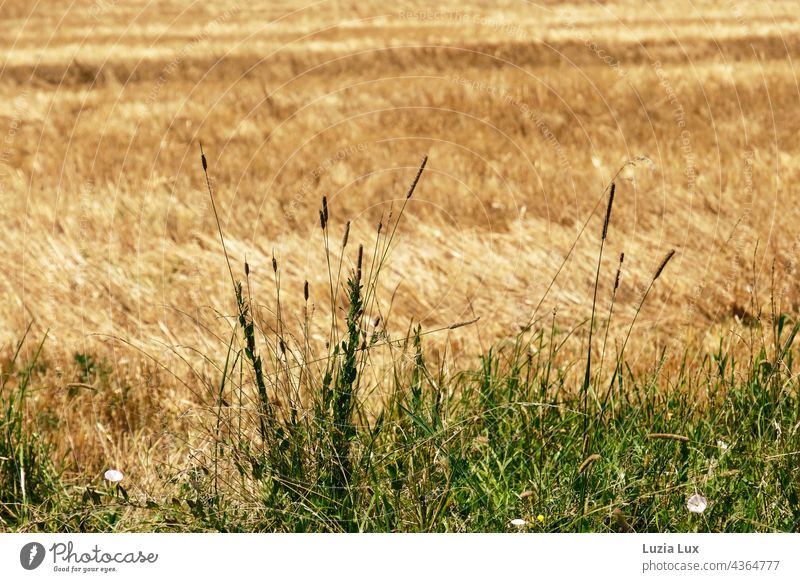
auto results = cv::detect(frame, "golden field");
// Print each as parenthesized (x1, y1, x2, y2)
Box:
(1, 0, 799, 491)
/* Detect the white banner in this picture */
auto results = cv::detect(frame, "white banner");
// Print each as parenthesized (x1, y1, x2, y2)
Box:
(1, 534, 797, 581)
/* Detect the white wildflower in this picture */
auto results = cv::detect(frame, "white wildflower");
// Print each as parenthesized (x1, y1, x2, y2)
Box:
(104, 469, 124, 483)
(687, 493, 707, 514)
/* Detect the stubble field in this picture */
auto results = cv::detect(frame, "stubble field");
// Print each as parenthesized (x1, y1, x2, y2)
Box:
(1, 0, 799, 532)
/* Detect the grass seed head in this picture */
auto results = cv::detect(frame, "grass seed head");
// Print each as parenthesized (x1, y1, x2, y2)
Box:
(614, 252, 624, 291)
(342, 221, 350, 248)
(356, 244, 363, 285)
(602, 182, 615, 240)
(654, 249, 676, 280)
(199, 141, 207, 171)
(578, 453, 601, 474)
(406, 155, 428, 199)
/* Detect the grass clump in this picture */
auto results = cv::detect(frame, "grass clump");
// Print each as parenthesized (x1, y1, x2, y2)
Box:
(163, 150, 798, 532)
(0, 324, 63, 529)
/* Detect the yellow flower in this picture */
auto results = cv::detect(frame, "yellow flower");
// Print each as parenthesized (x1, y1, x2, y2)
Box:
(537, 514, 545, 523)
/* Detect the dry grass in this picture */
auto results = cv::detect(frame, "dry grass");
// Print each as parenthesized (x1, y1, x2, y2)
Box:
(1, 0, 799, 502)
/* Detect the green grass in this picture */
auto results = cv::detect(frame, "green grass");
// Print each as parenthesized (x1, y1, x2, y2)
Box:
(2, 154, 799, 533)
(4, 315, 799, 532)
(0, 323, 63, 529)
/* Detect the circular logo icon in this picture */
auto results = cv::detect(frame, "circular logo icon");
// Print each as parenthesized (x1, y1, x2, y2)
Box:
(20, 542, 46, 570)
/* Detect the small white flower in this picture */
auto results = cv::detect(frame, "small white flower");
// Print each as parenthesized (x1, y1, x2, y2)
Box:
(687, 493, 707, 514)
(717, 440, 729, 451)
(510, 518, 527, 527)
(104, 469, 124, 483)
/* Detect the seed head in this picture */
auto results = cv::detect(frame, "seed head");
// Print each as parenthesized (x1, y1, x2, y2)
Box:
(578, 453, 601, 474)
(356, 244, 363, 285)
(602, 182, 615, 240)
(614, 252, 624, 291)
(342, 221, 350, 248)
(654, 249, 676, 281)
(406, 155, 428, 199)
(447, 317, 480, 330)
(199, 142, 207, 171)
